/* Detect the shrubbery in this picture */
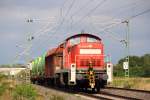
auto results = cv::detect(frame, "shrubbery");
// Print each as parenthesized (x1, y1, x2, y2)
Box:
(0, 74, 7, 96)
(114, 54, 150, 77)
(0, 84, 7, 96)
(13, 84, 37, 100)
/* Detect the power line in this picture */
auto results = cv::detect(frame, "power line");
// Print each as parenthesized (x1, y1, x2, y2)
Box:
(24, 0, 71, 54)
(128, 8, 150, 20)
(26, 0, 69, 41)
(72, 0, 107, 26)
(27, 1, 150, 59)
(30, 0, 76, 53)
(27, 0, 106, 50)
(86, 7, 150, 43)
(41, 3, 150, 49)
(62, 0, 69, 7)
(94, 7, 150, 36)
(83, 0, 146, 34)
(54, 0, 76, 34)
(70, 0, 92, 17)
(64, 0, 108, 36)
(75, 0, 148, 34)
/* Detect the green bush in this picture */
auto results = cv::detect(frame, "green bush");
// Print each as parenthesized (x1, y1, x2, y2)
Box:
(0, 74, 6, 82)
(0, 84, 7, 96)
(0, 74, 8, 96)
(13, 84, 37, 100)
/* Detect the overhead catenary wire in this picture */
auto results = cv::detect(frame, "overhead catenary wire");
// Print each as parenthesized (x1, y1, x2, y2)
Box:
(70, 0, 93, 17)
(67, 0, 93, 33)
(72, 0, 108, 26)
(127, 8, 150, 20)
(38, 2, 150, 49)
(22, 1, 150, 62)
(53, 0, 76, 34)
(65, 7, 150, 45)
(29, 0, 106, 49)
(29, 0, 76, 55)
(60, 0, 108, 39)
(73, 0, 148, 34)
(88, 7, 150, 39)
(61, 0, 69, 8)
(20, 0, 70, 56)
(34, 0, 76, 40)
(77, 0, 146, 34)
(26, 0, 69, 41)
(15, 0, 99, 64)
(26, 0, 149, 42)
(94, 7, 150, 47)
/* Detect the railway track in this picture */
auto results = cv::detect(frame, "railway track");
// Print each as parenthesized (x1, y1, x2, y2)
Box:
(77, 92, 140, 100)
(99, 87, 150, 100)
(106, 87, 150, 93)
(34, 84, 150, 100)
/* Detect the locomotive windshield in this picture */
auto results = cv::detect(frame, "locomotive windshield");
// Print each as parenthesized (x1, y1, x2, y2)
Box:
(87, 37, 98, 42)
(70, 37, 80, 45)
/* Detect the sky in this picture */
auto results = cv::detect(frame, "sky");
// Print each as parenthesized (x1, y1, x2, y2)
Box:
(0, 0, 150, 65)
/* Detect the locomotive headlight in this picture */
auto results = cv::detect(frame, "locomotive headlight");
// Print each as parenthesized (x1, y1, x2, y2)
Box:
(78, 70, 82, 73)
(76, 74, 83, 80)
(102, 74, 108, 80)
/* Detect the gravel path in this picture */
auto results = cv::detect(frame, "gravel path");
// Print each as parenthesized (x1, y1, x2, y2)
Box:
(34, 85, 99, 100)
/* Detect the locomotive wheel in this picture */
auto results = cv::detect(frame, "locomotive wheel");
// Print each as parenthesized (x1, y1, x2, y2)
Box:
(31, 80, 35, 84)
(35, 80, 39, 85)
(100, 80, 106, 88)
(91, 87, 100, 93)
(96, 86, 100, 93)
(94, 80, 100, 93)
(92, 88, 96, 93)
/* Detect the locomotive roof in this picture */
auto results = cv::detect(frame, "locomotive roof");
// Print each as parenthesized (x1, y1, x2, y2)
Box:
(66, 33, 101, 41)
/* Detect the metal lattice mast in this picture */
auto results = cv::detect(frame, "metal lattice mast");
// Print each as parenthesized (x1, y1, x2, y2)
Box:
(25, 19, 34, 83)
(126, 20, 130, 77)
(122, 20, 130, 77)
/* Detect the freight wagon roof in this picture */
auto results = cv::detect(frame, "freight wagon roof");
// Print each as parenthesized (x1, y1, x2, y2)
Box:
(66, 33, 101, 41)
(46, 46, 63, 57)
(46, 48, 56, 57)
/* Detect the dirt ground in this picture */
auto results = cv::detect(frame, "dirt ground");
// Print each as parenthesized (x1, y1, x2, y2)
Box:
(34, 85, 93, 100)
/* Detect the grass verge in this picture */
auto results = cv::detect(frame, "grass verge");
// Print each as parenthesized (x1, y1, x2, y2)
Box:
(109, 77, 150, 91)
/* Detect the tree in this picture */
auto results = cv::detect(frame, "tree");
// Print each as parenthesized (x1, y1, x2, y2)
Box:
(114, 54, 150, 77)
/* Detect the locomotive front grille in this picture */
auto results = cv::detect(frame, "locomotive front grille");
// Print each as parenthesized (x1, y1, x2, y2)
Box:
(77, 59, 101, 67)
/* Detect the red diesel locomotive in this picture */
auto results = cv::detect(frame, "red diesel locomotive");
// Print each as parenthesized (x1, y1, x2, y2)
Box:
(31, 33, 107, 92)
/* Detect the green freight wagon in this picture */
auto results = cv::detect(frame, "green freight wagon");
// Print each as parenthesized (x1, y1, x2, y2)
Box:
(31, 54, 46, 78)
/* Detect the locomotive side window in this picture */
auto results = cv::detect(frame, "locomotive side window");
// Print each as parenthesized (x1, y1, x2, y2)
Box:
(70, 37, 80, 45)
(87, 37, 98, 42)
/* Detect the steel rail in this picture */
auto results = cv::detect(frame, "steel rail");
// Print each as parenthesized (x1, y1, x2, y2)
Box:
(99, 91, 141, 100)
(34, 84, 145, 100)
(106, 87, 150, 93)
